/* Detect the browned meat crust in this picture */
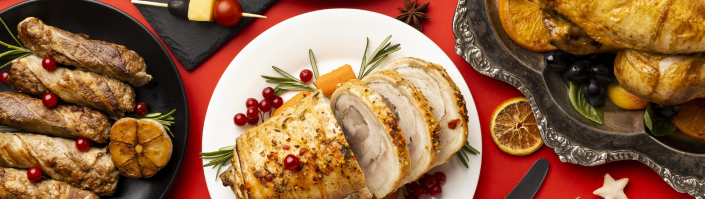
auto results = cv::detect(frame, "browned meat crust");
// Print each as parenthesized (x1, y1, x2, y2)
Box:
(0, 92, 111, 143)
(8, 55, 136, 117)
(17, 17, 152, 87)
(0, 132, 119, 196)
(0, 167, 99, 199)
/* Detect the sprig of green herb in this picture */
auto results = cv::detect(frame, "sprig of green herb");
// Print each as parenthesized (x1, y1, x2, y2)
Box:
(110, 109, 177, 137)
(309, 49, 319, 80)
(262, 66, 316, 96)
(358, 35, 401, 79)
(456, 141, 480, 168)
(0, 17, 31, 69)
(0, 125, 20, 132)
(644, 104, 677, 136)
(201, 145, 234, 180)
(568, 82, 604, 124)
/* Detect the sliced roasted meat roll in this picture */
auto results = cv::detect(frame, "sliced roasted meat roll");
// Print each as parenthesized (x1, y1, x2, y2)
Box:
(220, 91, 372, 199)
(385, 57, 469, 166)
(362, 70, 440, 183)
(8, 55, 136, 117)
(330, 79, 410, 198)
(0, 166, 99, 199)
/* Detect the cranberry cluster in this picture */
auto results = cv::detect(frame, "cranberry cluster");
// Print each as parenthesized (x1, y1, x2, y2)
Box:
(234, 87, 283, 126)
(404, 172, 446, 199)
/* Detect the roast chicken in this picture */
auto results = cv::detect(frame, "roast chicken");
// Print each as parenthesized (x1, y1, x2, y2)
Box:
(541, 0, 705, 54)
(361, 70, 440, 184)
(0, 166, 99, 199)
(331, 80, 410, 198)
(384, 58, 469, 166)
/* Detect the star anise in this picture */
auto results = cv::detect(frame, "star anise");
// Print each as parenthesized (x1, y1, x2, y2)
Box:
(395, 0, 430, 31)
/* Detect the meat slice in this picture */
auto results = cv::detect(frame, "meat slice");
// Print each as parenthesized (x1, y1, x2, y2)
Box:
(0, 166, 99, 199)
(362, 70, 440, 183)
(17, 17, 152, 87)
(220, 90, 372, 199)
(330, 79, 410, 198)
(0, 132, 119, 196)
(384, 57, 469, 166)
(0, 92, 111, 143)
(8, 55, 136, 117)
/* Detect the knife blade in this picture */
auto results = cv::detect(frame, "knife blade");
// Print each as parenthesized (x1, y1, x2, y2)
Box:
(505, 158, 550, 199)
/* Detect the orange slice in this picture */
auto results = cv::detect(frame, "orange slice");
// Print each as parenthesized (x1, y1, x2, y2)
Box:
(490, 97, 543, 156)
(498, 0, 557, 52)
(671, 98, 705, 139)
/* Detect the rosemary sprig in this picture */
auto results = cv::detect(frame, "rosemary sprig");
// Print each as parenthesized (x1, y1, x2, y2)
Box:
(262, 66, 316, 96)
(110, 109, 177, 137)
(0, 17, 31, 70)
(309, 49, 319, 79)
(456, 141, 480, 168)
(357, 35, 401, 79)
(200, 145, 234, 180)
(0, 125, 20, 132)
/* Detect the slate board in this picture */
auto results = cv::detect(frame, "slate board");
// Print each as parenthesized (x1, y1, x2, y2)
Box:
(135, 0, 277, 70)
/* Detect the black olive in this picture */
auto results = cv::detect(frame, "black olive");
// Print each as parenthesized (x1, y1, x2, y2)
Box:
(544, 50, 572, 72)
(590, 61, 616, 85)
(168, 0, 190, 19)
(652, 104, 681, 118)
(565, 59, 592, 83)
(584, 79, 606, 106)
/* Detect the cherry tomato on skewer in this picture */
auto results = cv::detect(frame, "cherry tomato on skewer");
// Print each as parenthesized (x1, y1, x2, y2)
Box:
(213, 0, 243, 27)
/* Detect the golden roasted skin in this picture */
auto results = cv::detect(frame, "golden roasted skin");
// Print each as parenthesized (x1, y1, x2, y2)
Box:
(542, 0, 705, 54)
(614, 50, 705, 105)
(0, 167, 99, 199)
(17, 17, 152, 87)
(0, 132, 119, 196)
(0, 92, 111, 143)
(220, 91, 372, 199)
(8, 55, 136, 117)
(541, 8, 617, 55)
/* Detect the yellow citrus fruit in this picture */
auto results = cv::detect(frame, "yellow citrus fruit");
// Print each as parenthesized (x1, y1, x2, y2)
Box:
(498, 0, 557, 52)
(671, 98, 705, 139)
(490, 97, 543, 156)
(607, 83, 649, 110)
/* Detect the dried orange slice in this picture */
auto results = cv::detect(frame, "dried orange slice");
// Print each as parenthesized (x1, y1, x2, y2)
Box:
(498, 0, 557, 52)
(671, 98, 705, 139)
(490, 97, 542, 156)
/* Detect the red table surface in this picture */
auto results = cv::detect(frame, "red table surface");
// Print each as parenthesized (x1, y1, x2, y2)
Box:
(0, 0, 693, 198)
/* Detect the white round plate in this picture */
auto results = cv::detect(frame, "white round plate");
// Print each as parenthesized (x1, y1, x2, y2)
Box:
(202, 9, 482, 198)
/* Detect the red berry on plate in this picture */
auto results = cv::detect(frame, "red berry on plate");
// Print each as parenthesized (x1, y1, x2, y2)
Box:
(405, 193, 418, 199)
(272, 96, 283, 108)
(433, 172, 446, 185)
(420, 174, 436, 188)
(246, 107, 259, 119)
(27, 167, 42, 182)
(284, 154, 300, 170)
(42, 56, 56, 71)
(428, 184, 442, 197)
(0, 71, 9, 84)
(262, 87, 275, 100)
(213, 0, 243, 27)
(259, 99, 271, 112)
(234, 113, 247, 126)
(245, 98, 258, 109)
(42, 93, 58, 108)
(300, 69, 313, 82)
(134, 101, 148, 116)
(75, 138, 90, 151)
(246, 116, 258, 125)
(413, 185, 428, 198)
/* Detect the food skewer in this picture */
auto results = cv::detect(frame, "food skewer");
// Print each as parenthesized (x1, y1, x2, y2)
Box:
(132, 0, 266, 27)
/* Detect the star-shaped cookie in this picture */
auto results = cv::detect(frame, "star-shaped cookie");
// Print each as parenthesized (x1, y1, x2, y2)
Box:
(593, 174, 629, 199)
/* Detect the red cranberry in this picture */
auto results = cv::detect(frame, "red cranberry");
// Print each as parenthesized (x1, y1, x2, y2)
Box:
(420, 174, 437, 188)
(259, 99, 271, 112)
(300, 69, 313, 82)
(428, 184, 442, 197)
(0, 71, 9, 84)
(272, 96, 283, 108)
(42, 56, 56, 71)
(433, 172, 446, 185)
(75, 138, 90, 151)
(262, 87, 275, 100)
(405, 193, 418, 199)
(245, 98, 258, 109)
(42, 93, 58, 108)
(134, 101, 148, 116)
(27, 167, 42, 182)
(246, 115, 258, 125)
(246, 107, 259, 119)
(413, 186, 428, 198)
(284, 154, 300, 170)
(234, 113, 247, 126)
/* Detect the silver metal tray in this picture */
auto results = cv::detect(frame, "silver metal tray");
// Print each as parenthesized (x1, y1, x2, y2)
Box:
(452, 0, 705, 197)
